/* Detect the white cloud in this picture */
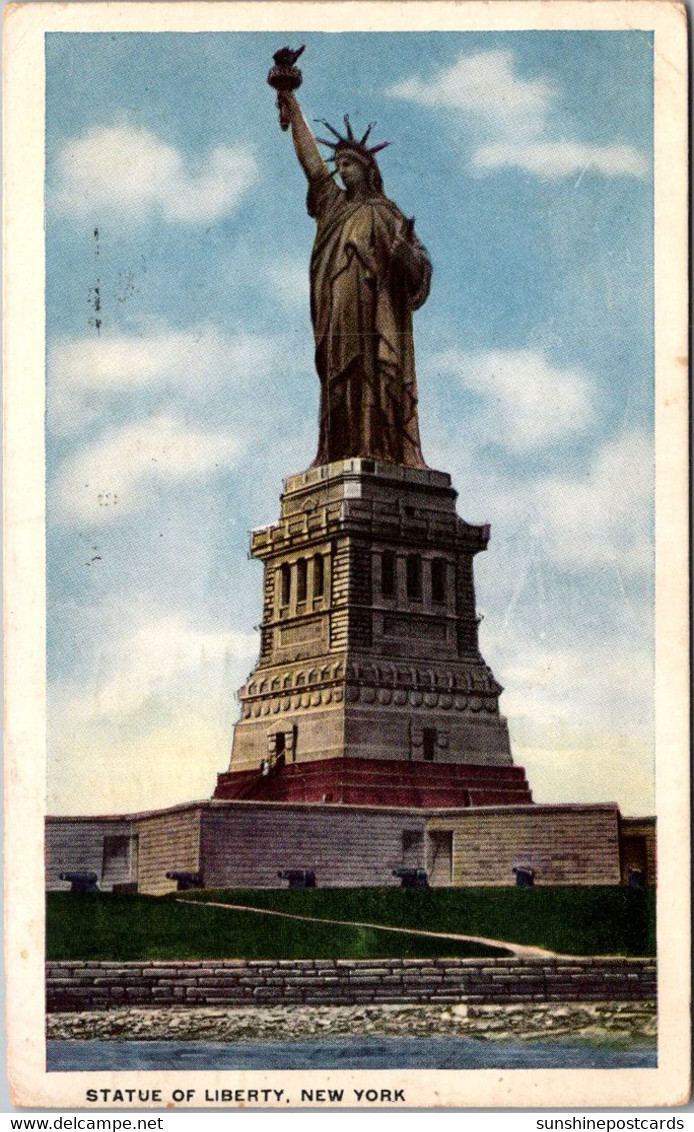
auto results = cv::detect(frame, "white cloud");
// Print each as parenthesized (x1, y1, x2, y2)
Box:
(495, 635, 654, 814)
(265, 258, 310, 309)
(431, 347, 594, 453)
(533, 429, 653, 574)
(54, 125, 258, 222)
(52, 414, 241, 523)
(474, 587, 655, 813)
(472, 141, 649, 180)
(49, 324, 278, 436)
(387, 50, 647, 181)
(424, 395, 652, 578)
(48, 606, 258, 813)
(389, 50, 554, 139)
(495, 631, 653, 735)
(418, 389, 654, 812)
(80, 612, 256, 721)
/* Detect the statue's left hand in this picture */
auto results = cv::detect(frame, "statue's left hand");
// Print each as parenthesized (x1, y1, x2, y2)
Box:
(391, 217, 418, 271)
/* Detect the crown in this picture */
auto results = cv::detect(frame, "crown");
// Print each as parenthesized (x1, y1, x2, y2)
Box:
(314, 114, 390, 167)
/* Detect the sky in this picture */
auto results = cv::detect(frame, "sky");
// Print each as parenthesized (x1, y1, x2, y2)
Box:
(45, 31, 655, 816)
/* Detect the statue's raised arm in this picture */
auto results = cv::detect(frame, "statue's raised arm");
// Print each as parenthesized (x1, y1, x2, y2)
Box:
(269, 47, 432, 469)
(281, 92, 330, 182)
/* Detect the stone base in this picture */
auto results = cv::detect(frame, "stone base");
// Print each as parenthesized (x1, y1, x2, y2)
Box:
(214, 756, 532, 807)
(224, 457, 518, 780)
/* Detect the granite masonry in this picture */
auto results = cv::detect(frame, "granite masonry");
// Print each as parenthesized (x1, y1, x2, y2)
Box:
(46, 957, 657, 1013)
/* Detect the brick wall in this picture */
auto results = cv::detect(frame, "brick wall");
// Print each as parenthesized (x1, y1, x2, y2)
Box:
(427, 806, 621, 886)
(201, 804, 425, 889)
(134, 807, 202, 896)
(46, 801, 629, 894)
(45, 818, 133, 892)
(329, 537, 350, 650)
(348, 541, 373, 648)
(455, 555, 479, 657)
(258, 559, 276, 663)
(46, 957, 657, 1013)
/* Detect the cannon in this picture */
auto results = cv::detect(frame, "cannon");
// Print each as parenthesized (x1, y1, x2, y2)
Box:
(278, 869, 316, 889)
(392, 867, 429, 889)
(165, 871, 203, 891)
(59, 871, 100, 894)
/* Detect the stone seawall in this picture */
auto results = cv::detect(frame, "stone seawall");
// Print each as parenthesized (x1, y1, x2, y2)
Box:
(47, 957, 656, 1013)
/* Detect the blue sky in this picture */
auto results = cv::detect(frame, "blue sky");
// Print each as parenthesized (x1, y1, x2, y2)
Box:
(45, 31, 654, 815)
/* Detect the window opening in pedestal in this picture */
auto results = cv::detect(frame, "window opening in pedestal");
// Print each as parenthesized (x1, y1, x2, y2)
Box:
(406, 554, 422, 600)
(313, 553, 324, 598)
(431, 558, 446, 604)
(280, 563, 291, 606)
(297, 559, 308, 603)
(381, 550, 395, 597)
(423, 727, 437, 761)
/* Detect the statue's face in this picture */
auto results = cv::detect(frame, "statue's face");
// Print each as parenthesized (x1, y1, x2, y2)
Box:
(336, 152, 368, 193)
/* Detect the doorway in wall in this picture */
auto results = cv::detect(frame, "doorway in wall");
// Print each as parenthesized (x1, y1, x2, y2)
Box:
(422, 727, 437, 761)
(427, 830, 453, 885)
(621, 835, 648, 885)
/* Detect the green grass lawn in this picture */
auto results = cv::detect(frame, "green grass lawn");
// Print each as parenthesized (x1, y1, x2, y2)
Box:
(46, 892, 507, 962)
(188, 886, 655, 957)
(46, 886, 655, 961)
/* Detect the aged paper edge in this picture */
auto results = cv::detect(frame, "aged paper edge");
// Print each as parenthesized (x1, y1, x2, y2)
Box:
(3, 0, 690, 1110)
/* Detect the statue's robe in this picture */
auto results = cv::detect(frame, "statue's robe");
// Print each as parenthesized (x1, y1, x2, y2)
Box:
(307, 171, 432, 468)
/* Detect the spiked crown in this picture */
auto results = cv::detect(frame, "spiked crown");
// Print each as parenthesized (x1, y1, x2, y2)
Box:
(315, 114, 390, 170)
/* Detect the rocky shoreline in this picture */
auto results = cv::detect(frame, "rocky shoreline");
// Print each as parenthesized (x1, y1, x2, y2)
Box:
(47, 1001, 656, 1044)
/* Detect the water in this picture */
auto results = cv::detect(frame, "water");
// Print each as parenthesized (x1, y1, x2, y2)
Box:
(47, 1035, 656, 1071)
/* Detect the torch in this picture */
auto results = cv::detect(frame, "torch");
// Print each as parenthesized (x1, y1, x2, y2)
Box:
(267, 44, 305, 130)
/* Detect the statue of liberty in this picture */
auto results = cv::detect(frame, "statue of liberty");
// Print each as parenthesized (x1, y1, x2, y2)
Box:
(271, 55, 432, 469)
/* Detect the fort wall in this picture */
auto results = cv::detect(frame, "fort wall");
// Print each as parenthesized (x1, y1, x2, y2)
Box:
(46, 956, 657, 1013)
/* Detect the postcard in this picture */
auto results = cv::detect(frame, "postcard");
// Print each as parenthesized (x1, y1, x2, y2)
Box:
(3, 0, 689, 1110)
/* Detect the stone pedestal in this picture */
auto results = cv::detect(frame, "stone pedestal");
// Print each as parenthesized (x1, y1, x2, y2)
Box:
(215, 458, 531, 806)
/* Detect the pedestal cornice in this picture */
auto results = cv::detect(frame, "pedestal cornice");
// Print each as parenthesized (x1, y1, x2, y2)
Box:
(251, 459, 490, 561)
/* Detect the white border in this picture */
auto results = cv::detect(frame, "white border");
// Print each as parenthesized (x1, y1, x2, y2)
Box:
(3, 0, 689, 1109)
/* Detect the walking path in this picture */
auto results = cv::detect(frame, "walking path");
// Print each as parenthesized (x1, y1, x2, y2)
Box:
(178, 897, 557, 959)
